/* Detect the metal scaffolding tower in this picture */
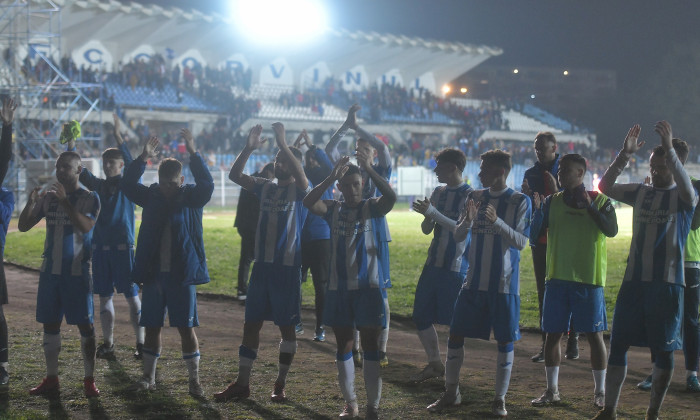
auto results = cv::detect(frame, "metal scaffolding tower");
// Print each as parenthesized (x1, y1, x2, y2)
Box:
(0, 0, 103, 205)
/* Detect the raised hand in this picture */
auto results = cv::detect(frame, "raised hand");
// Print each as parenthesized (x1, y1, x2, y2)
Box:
(330, 156, 350, 181)
(484, 204, 498, 224)
(1, 98, 17, 125)
(246, 124, 266, 150)
(533, 192, 542, 210)
(301, 129, 311, 147)
(521, 178, 532, 196)
(181, 128, 196, 154)
(27, 186, 42, 206)
(458, 199, 481, 225)
(141, 136, 159, 159)
(272, 122, 286, 147)
(412, 197, 431, 215)
(543, 171, 558, 194)
(345, 104, 361, 130)
(622, 124, 644, 155)
(112, 113, 125, 145)
(293, 131, 304, 149)
(655, 120, 673, 151)
(47, 182, 67, 201)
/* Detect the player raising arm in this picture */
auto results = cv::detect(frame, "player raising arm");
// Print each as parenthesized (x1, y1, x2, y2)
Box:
(303, 151, 396, 420)
(216, 123, 309, 404)
(122, 129, 214, 397)
(592, 121, 697, 420)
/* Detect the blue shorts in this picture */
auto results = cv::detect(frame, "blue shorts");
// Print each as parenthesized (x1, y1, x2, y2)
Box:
(140, 274, 198, 328)
(36, 272, 94, 325)
(245, 262, 301, 326)
(450, 289, 521, 343)
(611, 281, 683, 352)
(324, 287, 386, 328)
(378, 240, 392, 289)
(92, 247, 138, 297)
(412, 266, 464, 329)
(542, 279, 607, 333)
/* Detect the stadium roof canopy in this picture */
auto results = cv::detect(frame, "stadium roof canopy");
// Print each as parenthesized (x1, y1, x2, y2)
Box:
(27, 0, 503, 93)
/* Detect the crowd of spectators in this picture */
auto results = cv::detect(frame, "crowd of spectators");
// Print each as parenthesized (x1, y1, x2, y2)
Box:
(13, 51, 661, 180)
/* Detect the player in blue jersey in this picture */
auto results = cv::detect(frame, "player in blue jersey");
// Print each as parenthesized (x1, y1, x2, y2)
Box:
(0, 98, 17, 390)
(303, 151, 397, 420)
(295, 130, 333, 341)
(326, 104, 393, 367)
(593, 122, 698, 420)
(215, 122, 310, 403)
(121, 130, 214, 397)
(410, 148, 471, 383)
(68, 114, 143, 361)
(428, 149, 531, 418)
(234, 162, 274, 301)
(18, 149, 102, 398)
(635, 138, 700, 394)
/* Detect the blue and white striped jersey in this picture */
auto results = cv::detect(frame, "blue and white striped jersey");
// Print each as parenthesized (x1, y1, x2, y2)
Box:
(324, 199, 385, 291)
(33, 188, 100, 276)
(462, 188, 531, 295)
(610, 183, 694, 285)
(425, 183, 472, 273)
(252, 178, 310, 267)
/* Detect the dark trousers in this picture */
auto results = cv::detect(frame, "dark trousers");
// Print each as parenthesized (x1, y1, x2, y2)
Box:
(532, 244, 548, 344)
(301, 239, 331, 331)
(684, 267, 700, 372)
(237, 228, 256, 294)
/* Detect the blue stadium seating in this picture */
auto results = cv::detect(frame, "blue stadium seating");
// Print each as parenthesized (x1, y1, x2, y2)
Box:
(521, 104, 577, 132)
(104, 82, 220, 113)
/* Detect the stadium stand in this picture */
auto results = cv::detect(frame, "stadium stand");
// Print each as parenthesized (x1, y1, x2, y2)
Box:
(0, 0, 611, 208)
(500, 109, 561, 133)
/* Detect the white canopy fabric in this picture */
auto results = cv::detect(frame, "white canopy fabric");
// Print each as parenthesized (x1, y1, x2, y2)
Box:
(28, 0, 502, 93)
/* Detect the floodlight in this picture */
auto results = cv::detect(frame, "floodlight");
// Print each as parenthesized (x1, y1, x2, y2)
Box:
(460, 87, 468, 93)
(563, 70, 569, 76)
(513, 68, 519, 74)
(442, 85, 451, 94)
(530, 94, 536, 99)
(231, 0, 328, 45)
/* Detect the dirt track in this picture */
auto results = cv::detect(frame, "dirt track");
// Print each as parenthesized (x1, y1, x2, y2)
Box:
(3, 264, 697, 419)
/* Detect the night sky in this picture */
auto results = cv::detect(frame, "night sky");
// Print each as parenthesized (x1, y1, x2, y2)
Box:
(140, 0, 700, 146)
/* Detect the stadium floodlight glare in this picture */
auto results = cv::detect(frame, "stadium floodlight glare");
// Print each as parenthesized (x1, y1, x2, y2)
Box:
(442, 85, 451, 94)
(231, 0, 328, 45)
(563, 70, 569, 76)
(530, 94, 536, 99)
(513, 68, 519, 74)
(460, 87, 468, 93)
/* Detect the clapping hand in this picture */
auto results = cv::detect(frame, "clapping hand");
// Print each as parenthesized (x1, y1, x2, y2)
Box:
(412, 197, 431, 215)
(246, 124, 267, 151)
(622, 124, 644, 155)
